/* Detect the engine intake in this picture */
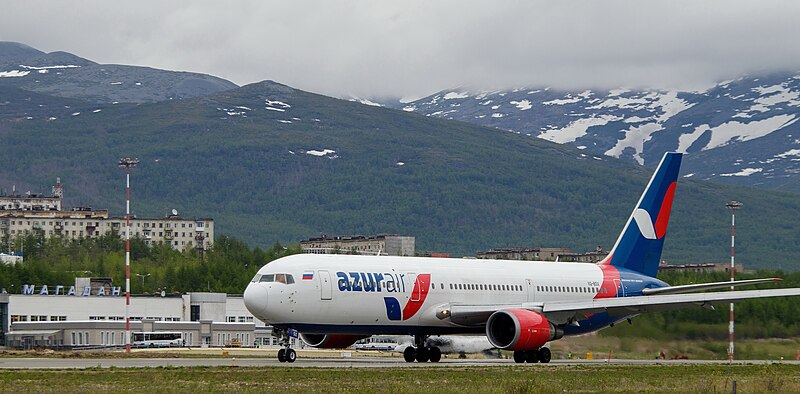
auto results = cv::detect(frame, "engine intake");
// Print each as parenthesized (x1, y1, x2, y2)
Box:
(299, 333, 369, 349)
(486, 309, 563, 351)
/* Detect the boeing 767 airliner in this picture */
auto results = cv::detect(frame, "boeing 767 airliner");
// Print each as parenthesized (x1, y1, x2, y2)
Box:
(244, 152, 800, 363)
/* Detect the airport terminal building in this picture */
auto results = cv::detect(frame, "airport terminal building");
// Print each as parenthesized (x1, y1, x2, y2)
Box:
(0, 284, 288, 349)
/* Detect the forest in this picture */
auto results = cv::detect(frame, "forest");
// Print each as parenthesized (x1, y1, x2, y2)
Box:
(0, 232, 300, 295)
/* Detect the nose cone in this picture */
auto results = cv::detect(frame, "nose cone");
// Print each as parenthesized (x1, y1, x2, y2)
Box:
(244, 283, 269, 321)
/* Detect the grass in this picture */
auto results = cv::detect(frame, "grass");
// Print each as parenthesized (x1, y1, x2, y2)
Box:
(547, 334, 800, 361)
(0, 364, 799, 393)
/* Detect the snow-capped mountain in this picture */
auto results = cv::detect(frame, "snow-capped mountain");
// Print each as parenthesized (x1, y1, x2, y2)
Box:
(392, 73, 800, 192)
(0, 41, 237, 103)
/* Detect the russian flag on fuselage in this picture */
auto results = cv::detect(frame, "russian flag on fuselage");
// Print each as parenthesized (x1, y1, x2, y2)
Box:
(599, 152, 682, 278)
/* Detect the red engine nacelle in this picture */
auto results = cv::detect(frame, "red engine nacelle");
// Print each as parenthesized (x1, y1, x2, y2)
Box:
(299, 333, 369, 349)
(486, 309, 562, 351)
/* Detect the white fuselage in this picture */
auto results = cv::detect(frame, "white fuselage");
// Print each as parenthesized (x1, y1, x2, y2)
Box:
(243, 253, 631, 335)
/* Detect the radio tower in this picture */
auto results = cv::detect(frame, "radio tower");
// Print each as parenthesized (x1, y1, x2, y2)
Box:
(726, 200, 742, 362)
(119, 157, 139, 353)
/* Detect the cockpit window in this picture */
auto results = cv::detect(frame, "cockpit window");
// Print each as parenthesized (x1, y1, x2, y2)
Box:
(258, 273, 294, 285)
(251, 274, 261, 283)
(260, 274, 275, 283)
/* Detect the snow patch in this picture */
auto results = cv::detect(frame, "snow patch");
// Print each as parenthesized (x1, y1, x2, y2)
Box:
(19, 64, 81, 70)
(0, 70, 30, 77)
(624, 116, 653, 123)
(358, 98, 382, 107)
(510, 100, 532, 111)
(607, 89, 630, 97)
(677, 115, 797, 153)
(543, 97, 581, 105)
(402, 105, 416, 112)
(538, 115, 622, 144)
(266, 99, 291, 108)
(491, 113, 505, 118)
(720, 168, 763, 177)
(306, 149, 337, 158)
(396, 162, 405, 166)
(776, 149, 800, 159)
(605, 122, 664, 165)
(444, 91, 470, 100)
(265, 107, 285, 112)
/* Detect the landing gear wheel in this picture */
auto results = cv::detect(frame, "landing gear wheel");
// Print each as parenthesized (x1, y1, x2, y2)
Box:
(513, 350, 526, 363)
(537, 347, 551, 364)
(429, 347, 442, 363)
(415, 346, 429, 362)
(277, 348, 287, 362)
(403, 346, 416, 363)
(286, 348, 297, 363)
(525, 350, 539, 363)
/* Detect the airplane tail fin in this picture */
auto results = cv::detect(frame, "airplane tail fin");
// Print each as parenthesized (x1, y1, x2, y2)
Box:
(598, 152, 682, 278)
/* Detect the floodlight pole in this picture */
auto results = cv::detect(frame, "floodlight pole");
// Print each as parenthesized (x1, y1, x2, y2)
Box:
(726, 200, 742, 363)
(119, 157, 139, 353)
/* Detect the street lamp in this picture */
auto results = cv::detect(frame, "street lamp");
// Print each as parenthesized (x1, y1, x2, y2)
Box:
(726, 200, 743, 362)
(136, 273, 150, 291)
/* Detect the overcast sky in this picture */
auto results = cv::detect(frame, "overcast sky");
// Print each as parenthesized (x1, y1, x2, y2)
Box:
(2, 1, 799, 99)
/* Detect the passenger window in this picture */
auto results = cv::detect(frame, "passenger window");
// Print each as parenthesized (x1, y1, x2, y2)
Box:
(440, 283, 444, 290)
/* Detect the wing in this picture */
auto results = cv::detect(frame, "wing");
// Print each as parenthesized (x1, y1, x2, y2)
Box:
(443, 288, 800, 326)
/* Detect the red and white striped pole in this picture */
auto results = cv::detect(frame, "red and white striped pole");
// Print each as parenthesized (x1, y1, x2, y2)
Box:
(119, 157, 139, 353)
(726, 200, 742, 362)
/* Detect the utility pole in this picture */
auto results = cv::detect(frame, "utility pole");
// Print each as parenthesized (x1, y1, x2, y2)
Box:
(119, 157, 139, 353)
(726, 200, 743, 362)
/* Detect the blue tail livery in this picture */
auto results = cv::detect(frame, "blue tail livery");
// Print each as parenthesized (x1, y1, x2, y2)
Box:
(599, 152, 682, 277)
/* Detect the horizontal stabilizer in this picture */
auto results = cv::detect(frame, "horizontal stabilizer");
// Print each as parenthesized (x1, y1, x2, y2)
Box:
(641, 278, 782, 295)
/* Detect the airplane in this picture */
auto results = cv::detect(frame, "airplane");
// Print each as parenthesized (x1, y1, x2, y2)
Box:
(243, 152, 800, 363)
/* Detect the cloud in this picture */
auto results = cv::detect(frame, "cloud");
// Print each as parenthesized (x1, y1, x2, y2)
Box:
(2, 0, 799, 98)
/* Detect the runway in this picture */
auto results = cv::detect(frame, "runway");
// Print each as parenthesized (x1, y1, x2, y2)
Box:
(0, 357, 797, 369)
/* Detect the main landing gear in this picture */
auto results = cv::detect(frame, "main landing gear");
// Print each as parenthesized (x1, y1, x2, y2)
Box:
(274, 328, 296, 363)
(403, 335, 442, 363)
(513, 347, 551, 364)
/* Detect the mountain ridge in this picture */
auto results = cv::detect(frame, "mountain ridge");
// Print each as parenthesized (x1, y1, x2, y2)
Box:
(2, 79, 800, 269)
(389, 73, 800, 192)
(0, 41, 238, 103)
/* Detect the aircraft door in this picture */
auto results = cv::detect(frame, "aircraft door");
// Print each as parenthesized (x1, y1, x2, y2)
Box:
(405, 273, 418, 301)
(319, 270, 332, 300)
(613, 278, 625, 297)
(525, 279, 536, 302)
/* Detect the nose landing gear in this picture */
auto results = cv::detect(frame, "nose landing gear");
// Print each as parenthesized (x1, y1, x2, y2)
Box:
(403, 335, 442, 363)
(274, 328, 296, 363)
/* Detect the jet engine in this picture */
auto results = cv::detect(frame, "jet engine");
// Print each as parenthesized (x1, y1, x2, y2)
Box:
(299, 333, 369, 349)
(485, 309, 563, 350)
